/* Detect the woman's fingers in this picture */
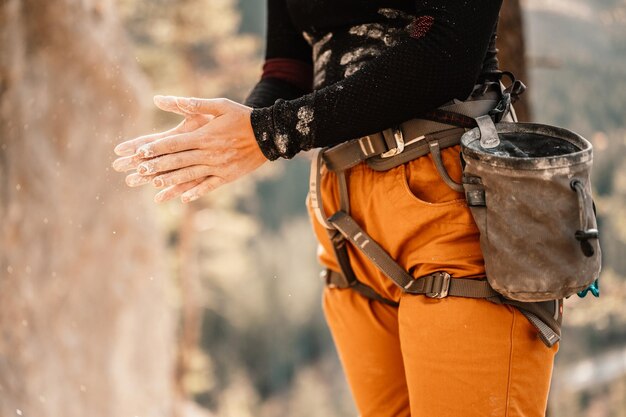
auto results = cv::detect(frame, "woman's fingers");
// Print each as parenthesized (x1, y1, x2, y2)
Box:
(180, 175, 226, 203)
(114, 131, 169, 157)
(155, 96, 232, 116)
(136, 130, 205, 159)
(152, 96, 217, 132)
(114, 114, 212, 157)
(112, 152, 148, 172)
(154, 178, 204, 203)
(152, 165, 214, 188)
(136, 149, 211, 175)
(176, 97, 228, 115)
(114, 121, 186, 157)
(125, 172, 156, 187)
(153, 95, 191, 116)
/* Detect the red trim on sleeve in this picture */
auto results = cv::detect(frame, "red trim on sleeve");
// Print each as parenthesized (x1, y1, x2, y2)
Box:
(262, 58, 313, 92)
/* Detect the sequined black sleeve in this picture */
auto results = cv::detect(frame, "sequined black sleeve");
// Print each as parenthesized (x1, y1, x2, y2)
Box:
(250, 0, 503, 160)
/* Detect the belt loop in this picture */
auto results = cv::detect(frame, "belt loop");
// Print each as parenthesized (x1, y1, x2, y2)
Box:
(357, 135, 377, 157)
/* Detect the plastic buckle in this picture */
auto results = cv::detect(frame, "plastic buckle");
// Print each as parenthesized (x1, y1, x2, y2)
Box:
(575, 229, 599, 257)
(321, 269, 350, 289)
(320, 269, 332, 286)
(381, 126, 405, 158)
(425, 272, 451, 299)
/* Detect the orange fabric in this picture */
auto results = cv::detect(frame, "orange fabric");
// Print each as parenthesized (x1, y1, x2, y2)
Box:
(306, 145, 558, 417)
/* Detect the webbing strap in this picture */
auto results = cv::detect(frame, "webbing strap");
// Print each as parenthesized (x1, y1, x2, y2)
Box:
(503, 299, 562, 347)
(421, 109, 479, 129)
(309, 149, 334, 229)
(328, 230, 359, 287)
(337, 171, 350, 214)
(327, 226, 399, 308)
(328, 210, 499, 299)
(518, 310, 561, 347)
(323, 134, 389, 172)
(329, 210, 414, 289)
(325, 269, 400, 307)
(366, 128, 464, 172)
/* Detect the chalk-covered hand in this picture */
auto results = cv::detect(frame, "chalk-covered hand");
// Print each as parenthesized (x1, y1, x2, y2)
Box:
(111, 97, 212, 189)
(112, 95, 267, 203)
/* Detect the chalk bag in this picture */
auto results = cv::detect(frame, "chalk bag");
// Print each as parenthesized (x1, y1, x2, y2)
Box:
(461, 116, 602, 302)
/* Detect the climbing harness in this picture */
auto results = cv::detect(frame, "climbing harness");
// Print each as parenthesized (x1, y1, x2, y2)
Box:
(310, 75, 600, 348)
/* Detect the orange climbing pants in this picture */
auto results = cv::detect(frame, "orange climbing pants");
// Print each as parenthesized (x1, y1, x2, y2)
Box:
(306, 145, 558, 417)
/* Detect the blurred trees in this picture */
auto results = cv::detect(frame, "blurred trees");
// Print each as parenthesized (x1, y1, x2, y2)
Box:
(117, 0, 267, 410)
(0, 1, 176, 416)
(117, 1, 355, 414)
(118, 0, 260, 99)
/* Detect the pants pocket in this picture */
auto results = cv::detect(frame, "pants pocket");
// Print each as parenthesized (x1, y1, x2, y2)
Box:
(399, 145, 465, 205)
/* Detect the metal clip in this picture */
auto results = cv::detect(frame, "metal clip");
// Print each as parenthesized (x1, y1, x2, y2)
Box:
(381, 126, 405, 158)
(476, 114, 500, 149)
(322, 268, 351, 289)
(425, 272, 451, 299)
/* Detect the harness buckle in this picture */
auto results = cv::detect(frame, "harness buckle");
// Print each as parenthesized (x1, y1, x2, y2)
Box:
(322, 268, 351, 289)
(425, 272, 451, 299)
(380, 126, 405, 158)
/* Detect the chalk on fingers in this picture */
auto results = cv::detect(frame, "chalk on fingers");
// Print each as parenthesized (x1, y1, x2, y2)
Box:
(125, 173, 152, 187)
(114, 142, 134, 156)
(154, 189, 167, 203)
(181, 193, 200, 203)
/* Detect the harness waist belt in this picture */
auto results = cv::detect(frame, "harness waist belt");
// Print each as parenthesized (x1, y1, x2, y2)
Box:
(322, 88, 500, 172)
(323, 126, 466, 172)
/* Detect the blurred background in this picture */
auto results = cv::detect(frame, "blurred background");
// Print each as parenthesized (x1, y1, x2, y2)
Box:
(0, 0, 624, 416)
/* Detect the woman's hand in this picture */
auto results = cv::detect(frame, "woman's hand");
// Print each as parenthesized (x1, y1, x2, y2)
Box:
(112, 95, 268, 203)
(111, 99, 213, 187)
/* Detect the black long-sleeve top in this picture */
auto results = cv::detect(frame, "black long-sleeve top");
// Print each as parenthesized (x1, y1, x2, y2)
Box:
(245, 0, 503, 160)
